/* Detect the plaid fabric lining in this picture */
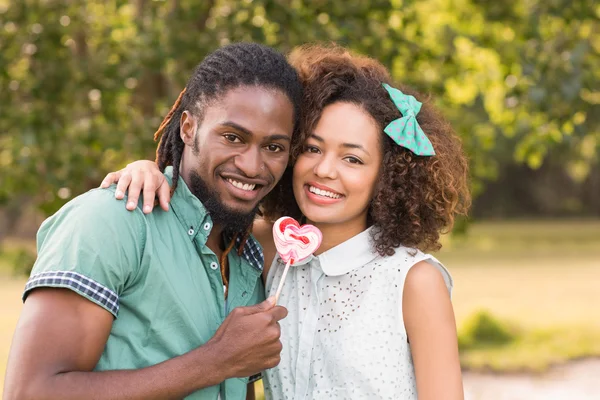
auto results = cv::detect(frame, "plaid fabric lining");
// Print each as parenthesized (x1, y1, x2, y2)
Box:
(248, 372, 262, 383)
(225, 233, 264, 272)
(24, 271, 119, 316)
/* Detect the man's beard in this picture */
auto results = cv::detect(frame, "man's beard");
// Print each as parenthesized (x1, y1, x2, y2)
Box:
(188, 170, 258, 234)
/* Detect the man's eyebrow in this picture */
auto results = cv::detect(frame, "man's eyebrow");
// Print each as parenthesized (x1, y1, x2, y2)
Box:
(267, 134, 291, 143)
(221, 121, 291, 142)
(310, 133, 370, 155)
(221, 121, 253, 137)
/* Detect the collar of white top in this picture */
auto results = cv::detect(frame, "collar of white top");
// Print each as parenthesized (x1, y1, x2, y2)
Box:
(307, 227, 379, 276)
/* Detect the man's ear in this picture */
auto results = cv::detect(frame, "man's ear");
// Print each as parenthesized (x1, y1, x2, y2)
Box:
(180, 110, 197, 146)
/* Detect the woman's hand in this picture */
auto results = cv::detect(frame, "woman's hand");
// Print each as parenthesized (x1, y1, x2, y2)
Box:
(100, 160, 171, 214)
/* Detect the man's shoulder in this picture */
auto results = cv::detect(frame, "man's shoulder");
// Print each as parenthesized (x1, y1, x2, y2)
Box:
(42, 186, 148, 233)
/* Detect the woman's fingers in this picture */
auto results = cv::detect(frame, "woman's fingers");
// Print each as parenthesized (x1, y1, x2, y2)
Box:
(100, 161, 171, 213)
(156, 178, 171, 212)
(124, 169, 143, 210)
(142, 173, 160, 214)
(100, 171, 121, 189)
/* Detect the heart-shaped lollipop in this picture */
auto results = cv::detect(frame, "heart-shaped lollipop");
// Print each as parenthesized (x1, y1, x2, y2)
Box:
(272, 216, 322, 301)
(273, 217, 323, 264)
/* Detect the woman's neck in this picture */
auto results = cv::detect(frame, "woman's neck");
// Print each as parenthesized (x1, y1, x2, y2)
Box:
(310, 217, 368, 255)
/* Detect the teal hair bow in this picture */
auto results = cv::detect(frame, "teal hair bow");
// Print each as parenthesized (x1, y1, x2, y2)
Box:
(382, 83, 435, 156)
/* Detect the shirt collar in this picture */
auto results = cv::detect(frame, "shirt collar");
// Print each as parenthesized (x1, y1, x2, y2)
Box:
(315, 227, 378, 276)
(165, 167, 264, 272)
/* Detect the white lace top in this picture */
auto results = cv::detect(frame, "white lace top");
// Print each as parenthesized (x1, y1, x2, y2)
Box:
(263, 227, 452, 400)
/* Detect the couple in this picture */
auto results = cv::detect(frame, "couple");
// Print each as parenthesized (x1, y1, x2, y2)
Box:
(5, 42, 469, 399)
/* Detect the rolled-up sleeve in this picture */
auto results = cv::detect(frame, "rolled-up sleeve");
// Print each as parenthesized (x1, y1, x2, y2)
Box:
(23, 188, 146, 318)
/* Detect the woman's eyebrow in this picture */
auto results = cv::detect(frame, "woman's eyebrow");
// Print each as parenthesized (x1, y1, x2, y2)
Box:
(310, 133, 370, 156)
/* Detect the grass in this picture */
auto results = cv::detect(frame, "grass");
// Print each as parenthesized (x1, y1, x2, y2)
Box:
(0, 275, 26, 394)
(439, 219, 600, 372)
(1, 219, 599, 394)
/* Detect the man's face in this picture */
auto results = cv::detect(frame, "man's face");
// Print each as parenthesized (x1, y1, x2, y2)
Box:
(180, 85, 294, 229)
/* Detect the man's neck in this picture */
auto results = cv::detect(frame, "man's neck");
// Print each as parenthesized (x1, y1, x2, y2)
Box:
(205, 225, 225, 256)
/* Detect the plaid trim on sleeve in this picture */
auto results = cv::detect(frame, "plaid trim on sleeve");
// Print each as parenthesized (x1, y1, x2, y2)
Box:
(23, 271, 120, 317)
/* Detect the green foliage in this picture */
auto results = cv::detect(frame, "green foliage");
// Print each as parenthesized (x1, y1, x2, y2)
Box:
(0, 0, 599, 216)
(0, 244, 35, 277)
(459, 310, 516, 349)
(11, 248, 35, 276)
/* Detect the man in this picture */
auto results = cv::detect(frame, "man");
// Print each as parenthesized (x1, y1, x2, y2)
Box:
(4, 42, 303, 400)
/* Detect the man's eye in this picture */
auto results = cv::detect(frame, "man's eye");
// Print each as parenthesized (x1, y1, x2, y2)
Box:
(266, 144, 284, 153)
(224, 134, 241, 143)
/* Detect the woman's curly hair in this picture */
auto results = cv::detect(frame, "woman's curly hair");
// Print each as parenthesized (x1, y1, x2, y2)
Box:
(261, 44, 471, 256)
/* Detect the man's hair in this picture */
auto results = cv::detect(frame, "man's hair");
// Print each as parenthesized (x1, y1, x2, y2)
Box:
(262, 44, 471, 256)
(153, 42, 303, 193)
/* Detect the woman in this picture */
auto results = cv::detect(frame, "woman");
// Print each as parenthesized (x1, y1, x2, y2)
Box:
(103, 44, 470, 399)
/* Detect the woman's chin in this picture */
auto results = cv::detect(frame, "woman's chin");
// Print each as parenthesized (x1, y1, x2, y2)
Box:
(301, 210, 339, 226)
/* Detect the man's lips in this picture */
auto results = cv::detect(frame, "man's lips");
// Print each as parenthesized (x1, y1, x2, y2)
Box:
(220, 173, 268, 188)
(219, 174, 271, 202)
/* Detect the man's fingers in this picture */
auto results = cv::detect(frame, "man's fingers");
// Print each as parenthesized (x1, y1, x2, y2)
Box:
(269, 305, 288, 322)
(243, 297, 276, 315)
(157, 177, 171, 212)
(125, 169, 143, 210)
(114, 172, 131, 200)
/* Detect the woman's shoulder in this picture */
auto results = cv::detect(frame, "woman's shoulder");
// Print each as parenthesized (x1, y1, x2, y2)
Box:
(253, 217, 273, 240)
(383, 246, 453, 295)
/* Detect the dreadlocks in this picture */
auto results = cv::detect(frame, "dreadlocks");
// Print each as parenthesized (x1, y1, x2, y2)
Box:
(153, 42, 303, 195)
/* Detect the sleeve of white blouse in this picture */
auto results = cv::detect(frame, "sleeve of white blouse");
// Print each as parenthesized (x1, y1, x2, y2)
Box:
(411, 253, 454, 297)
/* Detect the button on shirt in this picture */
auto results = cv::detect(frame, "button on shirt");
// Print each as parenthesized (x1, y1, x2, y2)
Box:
(263, 227, 452, 400)
(23, 167, 265, 400)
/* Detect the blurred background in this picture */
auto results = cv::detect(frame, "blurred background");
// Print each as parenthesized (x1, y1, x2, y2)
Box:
(0, 0, 598, 398)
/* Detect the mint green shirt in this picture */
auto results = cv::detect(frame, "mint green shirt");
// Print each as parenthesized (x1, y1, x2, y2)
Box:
(24, 167, 265, 400)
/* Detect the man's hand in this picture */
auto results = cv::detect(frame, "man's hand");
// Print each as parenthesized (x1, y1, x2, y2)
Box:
(208, 296, 288, 379)
(100, 160, 170, 214)
(4, 291, 287, 400)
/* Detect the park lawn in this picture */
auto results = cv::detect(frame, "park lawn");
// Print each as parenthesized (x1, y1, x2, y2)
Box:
(1, 220, 599, 395)
(0, 274, 26, 395)
(441, 220, 600, 372)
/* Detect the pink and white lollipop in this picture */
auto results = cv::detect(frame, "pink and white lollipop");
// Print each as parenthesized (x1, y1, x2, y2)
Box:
(272, 216, 323, 301)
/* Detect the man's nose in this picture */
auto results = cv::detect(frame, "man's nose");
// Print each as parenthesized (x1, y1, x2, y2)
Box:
(233, 146, 264, 178)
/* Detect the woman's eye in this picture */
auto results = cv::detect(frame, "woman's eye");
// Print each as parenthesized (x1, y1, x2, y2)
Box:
(344, 156, 363, 165)
(224, 134, 241, 143)
(304, 145, 320, 154)
(266, 144, 284, 153)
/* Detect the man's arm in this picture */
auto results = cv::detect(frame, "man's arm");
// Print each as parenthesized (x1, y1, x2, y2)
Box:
(4, 289, 285, 400)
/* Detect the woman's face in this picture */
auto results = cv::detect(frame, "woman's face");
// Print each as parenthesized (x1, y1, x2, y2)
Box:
(293, 101, 383, 229)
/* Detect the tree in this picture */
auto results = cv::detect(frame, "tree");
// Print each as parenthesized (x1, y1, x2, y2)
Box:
(0, 0, 598, 224)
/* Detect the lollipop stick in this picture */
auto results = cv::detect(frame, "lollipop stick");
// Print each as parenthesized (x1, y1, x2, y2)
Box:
(274, 259, 293, 303)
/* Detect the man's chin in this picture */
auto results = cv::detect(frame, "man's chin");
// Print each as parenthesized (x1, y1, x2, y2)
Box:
(206, 198, 259, 233)
(220, 200, 259, 216)
(189, 171, 258, 233)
